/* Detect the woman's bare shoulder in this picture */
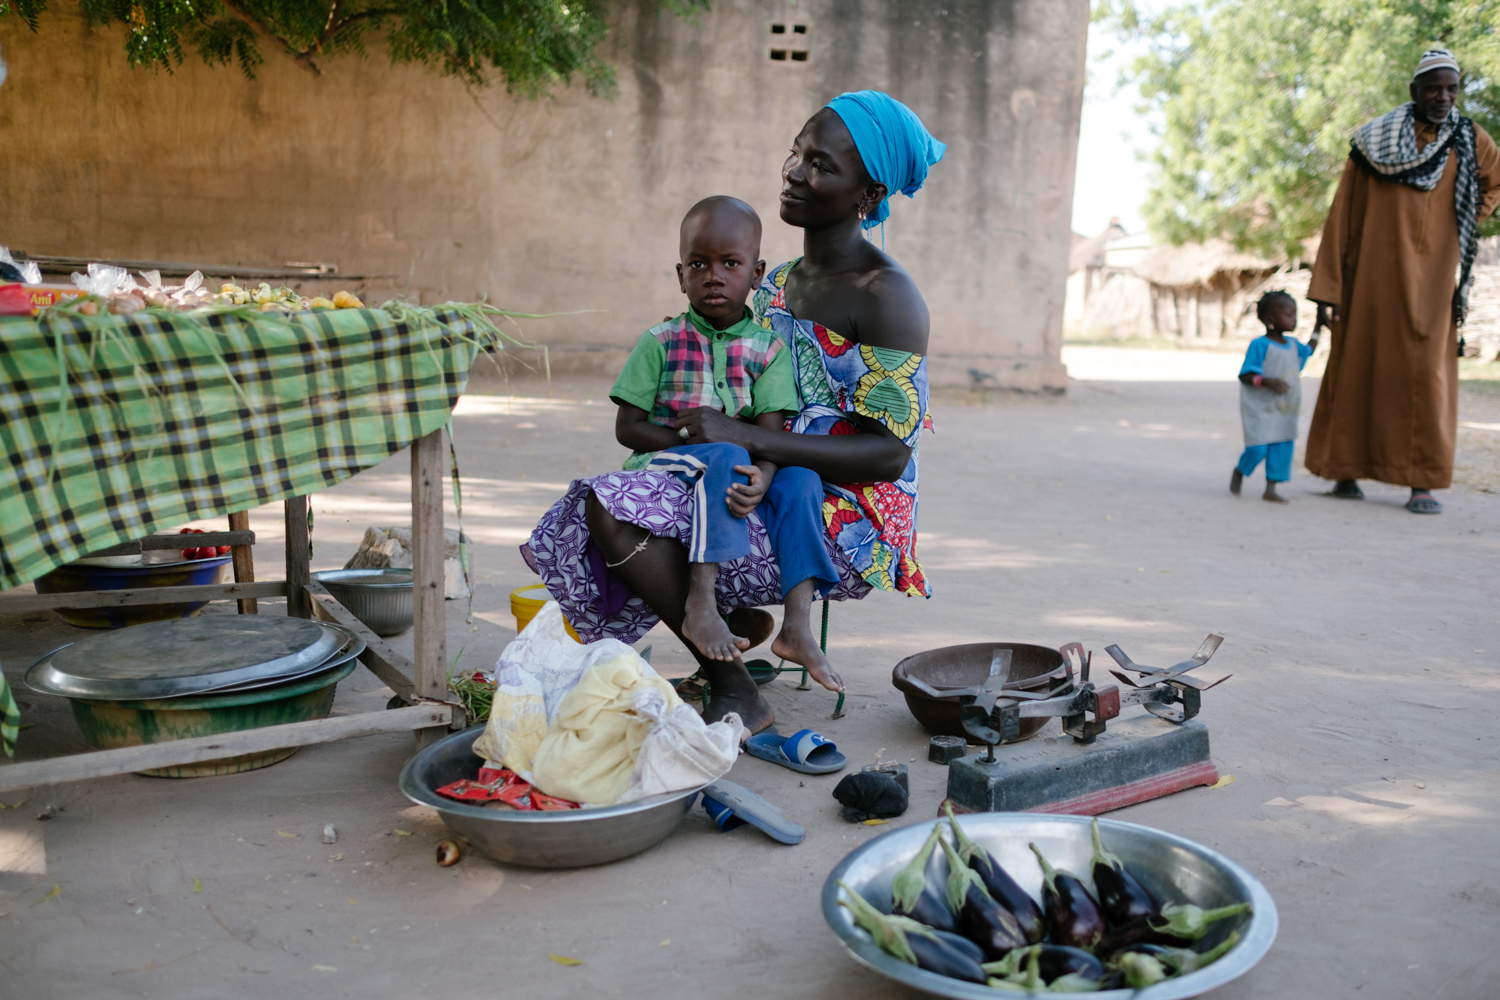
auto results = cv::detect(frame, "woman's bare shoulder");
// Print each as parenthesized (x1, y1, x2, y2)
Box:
(851, 261, 930, 354)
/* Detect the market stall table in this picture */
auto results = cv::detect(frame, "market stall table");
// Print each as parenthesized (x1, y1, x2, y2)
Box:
(0, 301, 511, 789)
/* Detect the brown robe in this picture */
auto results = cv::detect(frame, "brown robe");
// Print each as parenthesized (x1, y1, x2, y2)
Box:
(1306, 119, 1500, 489)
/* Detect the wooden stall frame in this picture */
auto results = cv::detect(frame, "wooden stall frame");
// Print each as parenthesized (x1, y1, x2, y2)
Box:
(0, 428, 462, 792)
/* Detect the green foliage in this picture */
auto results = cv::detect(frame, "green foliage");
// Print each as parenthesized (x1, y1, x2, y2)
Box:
(1101, 1, 1500, 256)
(5, 0, 707, 93)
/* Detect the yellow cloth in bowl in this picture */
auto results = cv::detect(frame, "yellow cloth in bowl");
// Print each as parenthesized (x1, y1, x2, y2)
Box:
(528, 653, 684, 805)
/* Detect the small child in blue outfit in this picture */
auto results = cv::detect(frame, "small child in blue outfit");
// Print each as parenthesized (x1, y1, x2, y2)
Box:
(1230, 290, 1320, 503)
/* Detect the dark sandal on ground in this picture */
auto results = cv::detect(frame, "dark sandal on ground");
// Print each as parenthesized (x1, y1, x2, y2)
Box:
(1407, 492, 1442, 514)
(1229, 469, 1243, 496)
(1331, 480, 1365, 500)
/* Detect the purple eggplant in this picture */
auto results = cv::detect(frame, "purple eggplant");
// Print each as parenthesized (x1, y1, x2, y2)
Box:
(1111, 932, 1240, 988)
(984, 944, 1105, 988)
(931, 929, 985, 964)
(944, 802, 1046, 943)
(1097, 901, 1251, 953)
(1090, 817, 1158, 926)
(939, 833, 1029, 961)
(837, 880, 988, 983)
(890, 824, 958, 933)
(1038, 945, 1105, 983)
(1029, 842, 1106, 951)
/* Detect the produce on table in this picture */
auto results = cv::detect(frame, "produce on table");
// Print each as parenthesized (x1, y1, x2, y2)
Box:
(837, 817, 1251, 993)
(945, 802, 1045, 943)
(1030, 843, 1106, 951)
(177, 527, 230, 561)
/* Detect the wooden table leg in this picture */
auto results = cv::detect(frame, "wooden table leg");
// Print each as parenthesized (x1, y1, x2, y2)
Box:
(411, 430, 448, 744)
(227, 510, 258, 615)
(284, 496, 311, 619)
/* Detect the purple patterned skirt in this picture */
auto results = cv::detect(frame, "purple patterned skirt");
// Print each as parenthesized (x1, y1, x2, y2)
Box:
(524, 471, 872, 644)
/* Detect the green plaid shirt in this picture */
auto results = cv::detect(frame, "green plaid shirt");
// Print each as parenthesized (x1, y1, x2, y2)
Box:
(0, 306, 497, 592)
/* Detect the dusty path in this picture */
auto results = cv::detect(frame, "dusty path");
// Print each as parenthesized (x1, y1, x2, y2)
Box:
(1, 360, 1497, 999)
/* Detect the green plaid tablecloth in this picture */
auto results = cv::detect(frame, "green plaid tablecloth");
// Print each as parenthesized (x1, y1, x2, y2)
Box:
(0, 305, 499, 592)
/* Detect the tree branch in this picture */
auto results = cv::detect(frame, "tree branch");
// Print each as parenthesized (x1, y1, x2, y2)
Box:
(218, 0, 324, 76)
(327, 7, 403, 42)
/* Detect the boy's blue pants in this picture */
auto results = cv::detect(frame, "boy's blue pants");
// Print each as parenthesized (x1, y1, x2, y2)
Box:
(1236, 440, 1293, 482)
(647, 442, 839, 599)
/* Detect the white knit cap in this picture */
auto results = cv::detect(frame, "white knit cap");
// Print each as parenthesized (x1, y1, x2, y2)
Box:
(1413, 48, 1460, 81)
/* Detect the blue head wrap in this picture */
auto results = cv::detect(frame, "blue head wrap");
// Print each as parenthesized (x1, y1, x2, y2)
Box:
(825, 91, 946, 230)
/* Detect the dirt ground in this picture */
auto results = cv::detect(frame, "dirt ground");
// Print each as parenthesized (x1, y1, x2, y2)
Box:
(2, 351, 1498, 999)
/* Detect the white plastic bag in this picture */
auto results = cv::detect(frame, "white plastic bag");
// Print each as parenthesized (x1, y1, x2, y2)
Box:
(470, 601, 645, 775)
(0, 247, 40, 285)
(618, 688, 746, 803)
(71, 262, 137, 297)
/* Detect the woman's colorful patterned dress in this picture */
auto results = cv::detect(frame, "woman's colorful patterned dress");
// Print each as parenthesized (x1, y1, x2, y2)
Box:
(524, 260, 932, 643)
(753, 259, 932, 598)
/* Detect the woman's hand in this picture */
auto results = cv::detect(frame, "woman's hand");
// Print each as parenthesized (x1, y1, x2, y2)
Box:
(674, 407, 754, 447)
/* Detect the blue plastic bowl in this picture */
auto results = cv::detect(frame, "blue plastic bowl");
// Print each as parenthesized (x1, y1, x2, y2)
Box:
(34, 556, 233, 629)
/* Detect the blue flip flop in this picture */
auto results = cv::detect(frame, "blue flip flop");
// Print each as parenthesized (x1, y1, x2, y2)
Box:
(743, 728, 847, 775)
(701, 779, 805, 845)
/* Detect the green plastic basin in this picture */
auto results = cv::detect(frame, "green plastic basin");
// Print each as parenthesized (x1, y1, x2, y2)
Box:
(69, 658, 358, 778)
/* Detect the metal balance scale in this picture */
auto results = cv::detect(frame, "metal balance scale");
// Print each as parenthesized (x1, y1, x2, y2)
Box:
(905, 636, 1231, 815)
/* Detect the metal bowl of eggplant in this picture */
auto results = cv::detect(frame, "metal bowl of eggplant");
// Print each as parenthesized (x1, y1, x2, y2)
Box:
(822, 812, 1277, 999)
(399, 726, 704, 869)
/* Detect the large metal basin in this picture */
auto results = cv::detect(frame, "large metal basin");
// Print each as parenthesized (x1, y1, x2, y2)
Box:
(823, 813, 1277, 999)
(892, 642, 1071, 741)
(399, 727, 702, 869)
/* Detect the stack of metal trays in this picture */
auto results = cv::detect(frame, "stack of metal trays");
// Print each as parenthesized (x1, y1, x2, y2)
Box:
(25, 616, 366, 701)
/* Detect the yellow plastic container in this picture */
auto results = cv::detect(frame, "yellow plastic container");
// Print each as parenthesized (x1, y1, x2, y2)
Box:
(510, 584, 582, 642)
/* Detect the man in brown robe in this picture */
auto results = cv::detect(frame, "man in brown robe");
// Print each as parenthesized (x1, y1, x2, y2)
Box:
(1306, 49, 1500, 513)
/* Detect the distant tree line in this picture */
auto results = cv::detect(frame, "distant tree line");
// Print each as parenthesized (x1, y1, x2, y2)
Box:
(1101, 0, 1500, 256)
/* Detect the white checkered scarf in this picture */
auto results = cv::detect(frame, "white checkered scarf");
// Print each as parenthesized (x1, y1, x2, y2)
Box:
(1350, 102, 1481, 323)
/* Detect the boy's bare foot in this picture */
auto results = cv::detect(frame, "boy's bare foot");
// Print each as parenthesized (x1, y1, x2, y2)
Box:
(725, 607, 775, 649)
(700, 659, 774, 733)
(682, 563, 750, 661)
(1229, 469, 1243, 496)
(1263, 482, 1288, 504)
(683, 603, 749, 661)
(772, 621, 844, 693)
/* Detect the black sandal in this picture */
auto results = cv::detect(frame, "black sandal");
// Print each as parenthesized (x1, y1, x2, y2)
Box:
(1331, 480, 1364, 500)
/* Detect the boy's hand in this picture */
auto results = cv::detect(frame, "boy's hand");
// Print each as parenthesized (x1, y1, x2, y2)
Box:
(1263, 376, 1291, 395)
(727, 465, 770, 517)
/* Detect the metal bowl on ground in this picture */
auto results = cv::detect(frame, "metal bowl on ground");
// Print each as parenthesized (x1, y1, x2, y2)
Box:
(892, 642, 1072, 741)
(68, 657, 359, 777)
(823, 813, 1277, 1000)
(399, 726, 703, 869)
(33, 555, 232, 628)
(313, 568, 414, 637)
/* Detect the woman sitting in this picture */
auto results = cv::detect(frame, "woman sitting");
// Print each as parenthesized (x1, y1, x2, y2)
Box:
(524, 91, 944, 735)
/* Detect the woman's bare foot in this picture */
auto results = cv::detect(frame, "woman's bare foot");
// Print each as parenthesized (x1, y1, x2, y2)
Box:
(772, 620, 844, 693)
(681, 563, 750, 661)
(1263, 482, 1288, 504)
(700, 659, 774, 733)
(725, 608, 775, 649)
